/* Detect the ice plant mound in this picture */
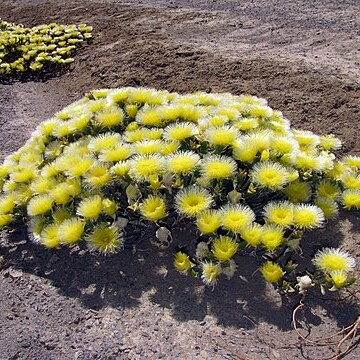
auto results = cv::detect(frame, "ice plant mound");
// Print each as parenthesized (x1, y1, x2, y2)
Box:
(0, 87, 358, 293)
(0, 19, 92, 76)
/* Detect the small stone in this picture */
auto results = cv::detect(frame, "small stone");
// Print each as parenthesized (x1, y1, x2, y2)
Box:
(9, 269, 23, 279)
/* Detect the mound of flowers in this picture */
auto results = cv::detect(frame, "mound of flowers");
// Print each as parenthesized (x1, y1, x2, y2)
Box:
(0, 19, 92, 76)
(0, 87, 358, 293)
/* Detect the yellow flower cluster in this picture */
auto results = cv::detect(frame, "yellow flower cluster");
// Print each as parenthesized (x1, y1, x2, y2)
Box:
(0, 19, 92, 75)
(0, 87, 357, 291)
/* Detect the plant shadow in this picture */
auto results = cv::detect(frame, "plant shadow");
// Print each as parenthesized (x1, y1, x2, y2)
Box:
(0, 65, 73, 85)
(0, 211, 359, 332)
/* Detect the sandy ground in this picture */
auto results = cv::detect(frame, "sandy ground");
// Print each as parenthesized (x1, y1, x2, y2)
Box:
(0, 1, 359, 359)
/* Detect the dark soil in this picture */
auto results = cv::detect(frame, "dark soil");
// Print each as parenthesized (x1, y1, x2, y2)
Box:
(0, 1, 359, 359)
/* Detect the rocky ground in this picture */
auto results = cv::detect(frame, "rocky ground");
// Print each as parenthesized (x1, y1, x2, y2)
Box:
(0, 1, 359, 359)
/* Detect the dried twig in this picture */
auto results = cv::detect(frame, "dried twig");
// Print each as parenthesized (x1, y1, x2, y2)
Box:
(292, 300, 360, 360)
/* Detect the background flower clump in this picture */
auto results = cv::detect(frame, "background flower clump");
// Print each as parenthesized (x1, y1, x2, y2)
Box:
(0, 19, 92, 76)
(0, 87, 358, 293)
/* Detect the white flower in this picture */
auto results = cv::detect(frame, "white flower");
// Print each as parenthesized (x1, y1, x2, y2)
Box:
(296, 275, 313, 294)
(155, 227, 173, 248)
(227, 189, 242, 204)
(222, 259, 237, 279)
(115, 217, 129, 230)
(196, 242, 210, 259)
(125, 184, 141, 205)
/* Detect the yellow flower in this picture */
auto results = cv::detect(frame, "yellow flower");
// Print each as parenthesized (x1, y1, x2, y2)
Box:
(102, 198, 117, 216)
(177, 104, 206, 122)
(250, 161, 289, 190)
(211, 236, 239, 262)
(263, 201, 294, 227)
(140, 195, 167, 222)
(175, 186, 213, 217)
(342, 189, 360, 209)
(195, 92, 222, 106)
(134, 140, 163, 155)
(326, 160, 349, 181)
(53, 121, 73, 138)
(201, 261, 222, 286)
(30, 177, 56, 194)
(249, 104, 273, 118)
(240, 223, 263, 247)
(261, 225, 284, 251)
(158, 105, 181, 122)
(166, 151, 200, 174)
(206, 115, 228, 127)
(65, 179, 82, 197)
(330, 270, 348, 288)
(174, 252, 193, 272)
(91, 89, 111, 99)
(111, 161, 130, 177)
(52, 208, 72, 224)
(0, 162, 11, 179)
(319, 135, 342, 151)
(196, 210, 222, 234)
(163, 122, 198, 141)
(87, 99, 107, 113)
(129, 155, 165, 181)
(128, 87, 157, 104)
(89, 133, 121, 153)
(260, 261, 284, 283)
(65, 156, 95, 177)
(160, 141, 180, 155)
(316, 180, 340, 199)
(342, 155, 360, 170)
(293, 204, 324, 229)
(246, 132, 271, 152)
(10, 166, 36, 183)
(221, 204, 255, 233)
(341, 174, 360, 190)
(0, 193, 16, 214)
(98, 144, 132, 162)
(136, 106, 162, 127)
(68, 114, 91, 132)
(97, 107, 124, 127)
(27, 195, 53, 216)
(315, 197, 338, 219)
(0, 214, 12, 227)
(293, 129, 319, 147)
(50, 183, 72, 205)
(294, 153, 323, 172)
(58, 218, 84, 244)
(38, 119, 58, 136)
(313, 248, 355, 273)
(84, 164, 112, 188)
(77, 195, 103, 219)
(204, 126, 238, 146)
(109, 88, 130, 103)
(233, 140, 258, 163)
(271, 136, 299, 155)
(201, 155, 237, 179)
(123, 129, 147, 143)
(144, 128, 164, 140)
(216, 106, 239, 121)
(87, 224, 122, 254)
(41, 224, 61, 248)
(125, 104, 139, 119)
(283, 181, 312, 203)
(233, 117, 259, 131)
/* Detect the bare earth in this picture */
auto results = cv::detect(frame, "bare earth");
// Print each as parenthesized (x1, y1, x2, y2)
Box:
(0, 1, 359, 359)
